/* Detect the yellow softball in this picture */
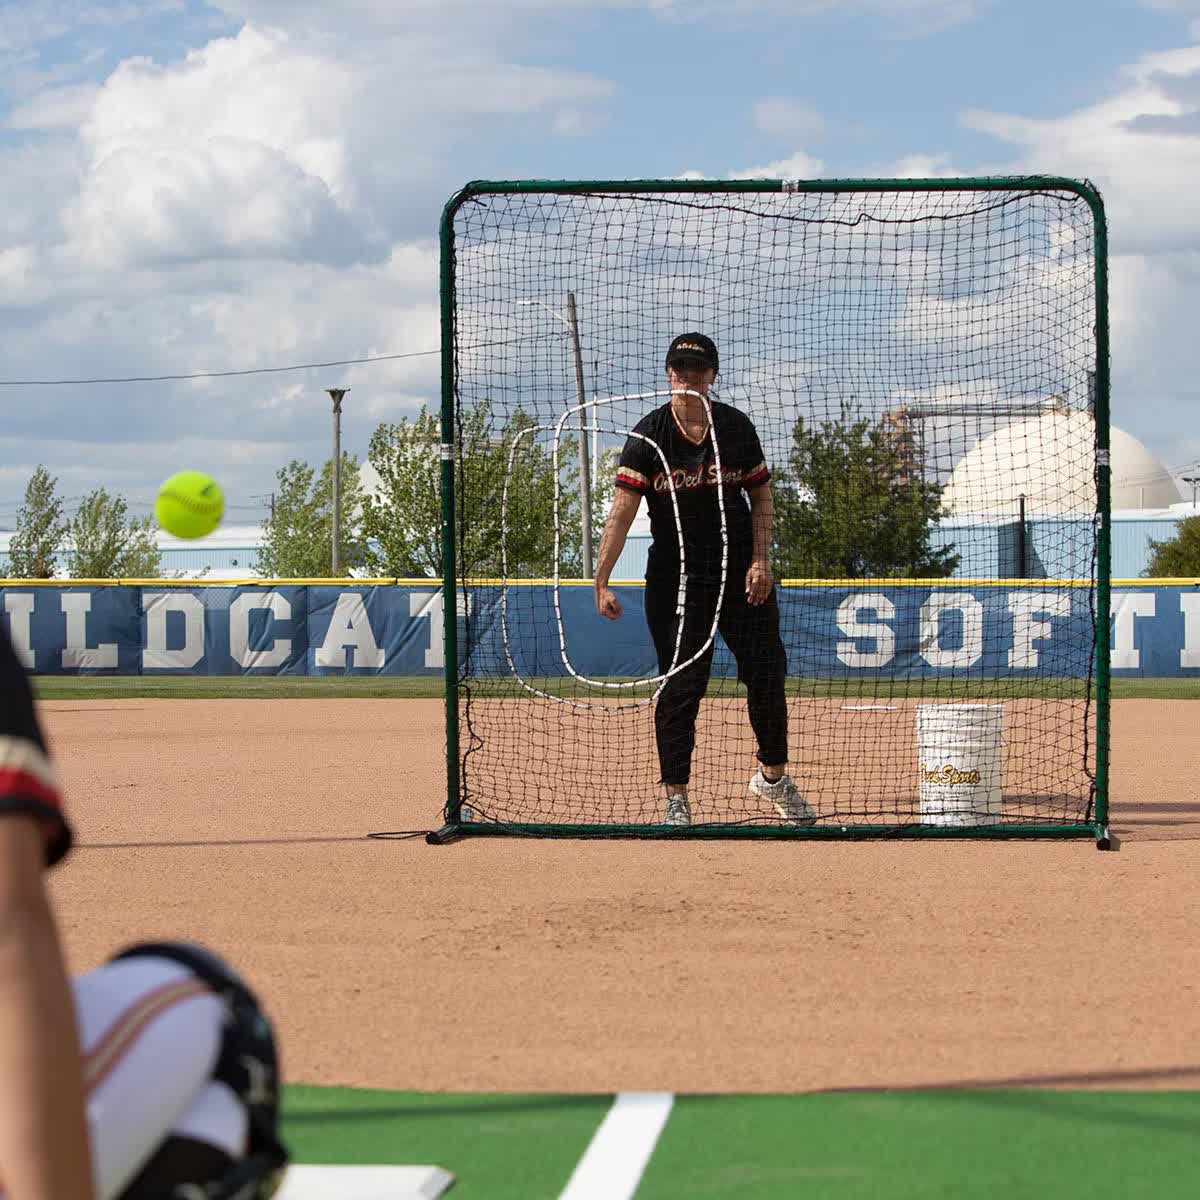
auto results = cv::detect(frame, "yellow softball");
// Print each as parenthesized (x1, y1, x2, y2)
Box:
(154, 471, 225, 539)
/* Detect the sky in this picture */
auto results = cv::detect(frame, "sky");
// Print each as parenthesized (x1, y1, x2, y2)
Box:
(3, 0, 1200, 527)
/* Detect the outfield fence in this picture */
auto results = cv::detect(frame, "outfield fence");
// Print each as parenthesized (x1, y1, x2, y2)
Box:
(1, 579, 1196, 677)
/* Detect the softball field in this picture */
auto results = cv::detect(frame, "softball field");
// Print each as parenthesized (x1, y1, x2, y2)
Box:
(41, 694, 1200, 1197)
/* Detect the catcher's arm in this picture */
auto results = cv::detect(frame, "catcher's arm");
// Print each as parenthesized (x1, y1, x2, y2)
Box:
(0, 816, 94, 1200)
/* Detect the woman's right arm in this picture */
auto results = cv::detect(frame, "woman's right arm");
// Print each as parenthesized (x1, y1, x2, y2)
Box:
(0, 817, 95, 1200)
(593, 488, 642, 619)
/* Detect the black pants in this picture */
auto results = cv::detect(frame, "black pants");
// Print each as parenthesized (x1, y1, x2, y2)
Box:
(644, 572, 788, 787)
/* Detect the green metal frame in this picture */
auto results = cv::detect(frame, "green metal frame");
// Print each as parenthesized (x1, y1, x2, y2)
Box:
(431, 176, 1111, 849)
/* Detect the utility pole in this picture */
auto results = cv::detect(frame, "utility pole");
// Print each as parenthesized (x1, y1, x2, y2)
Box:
(566, 292, 593, 577)
(517, 294, 596, 577)
(327, 388, 349, 575)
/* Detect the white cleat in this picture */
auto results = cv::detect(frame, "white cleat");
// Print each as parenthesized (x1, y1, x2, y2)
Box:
(749, 769, 817, 825)
(664, 794, 692, 827)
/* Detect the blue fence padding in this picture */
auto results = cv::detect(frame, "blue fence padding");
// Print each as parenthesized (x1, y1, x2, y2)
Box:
(1, 583, 1197, 677)
(490, 584, 1095, 678)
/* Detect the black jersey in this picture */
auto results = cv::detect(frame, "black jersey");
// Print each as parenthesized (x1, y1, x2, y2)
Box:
(0, 627, 70, 867)
(615, 399, 769, 581)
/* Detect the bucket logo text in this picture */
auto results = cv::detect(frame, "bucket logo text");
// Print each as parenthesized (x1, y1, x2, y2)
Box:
(919, 761, 982, 786)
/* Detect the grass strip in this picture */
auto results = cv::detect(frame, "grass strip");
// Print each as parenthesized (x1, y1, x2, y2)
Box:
(31, 675, 1200, 700)
(637, 1091, 1200, 1199)
(281, 1085, 610, 1200)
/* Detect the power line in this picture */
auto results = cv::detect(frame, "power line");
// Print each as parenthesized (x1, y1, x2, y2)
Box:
(0, 330, 567, 387)
(0, 349, 438, 387)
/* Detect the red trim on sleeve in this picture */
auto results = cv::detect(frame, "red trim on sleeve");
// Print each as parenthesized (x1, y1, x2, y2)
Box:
(615, 467, 649, 494)
(0, 767, 61, 812)
(0, 736, 70, 865)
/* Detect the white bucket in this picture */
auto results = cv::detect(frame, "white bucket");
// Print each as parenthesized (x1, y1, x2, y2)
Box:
(915, 704, 1004, 826)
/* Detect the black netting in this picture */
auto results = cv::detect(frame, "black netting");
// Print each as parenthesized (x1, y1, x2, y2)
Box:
(448, 183, 1103, 833)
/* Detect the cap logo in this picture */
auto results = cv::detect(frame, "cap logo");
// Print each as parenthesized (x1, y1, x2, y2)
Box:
(674, 342, 705, 353)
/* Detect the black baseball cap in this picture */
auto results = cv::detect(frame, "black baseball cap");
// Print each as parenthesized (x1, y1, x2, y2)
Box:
(665, 332, 719, 372)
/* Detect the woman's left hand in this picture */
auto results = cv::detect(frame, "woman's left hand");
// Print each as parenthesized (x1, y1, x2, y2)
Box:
(745, 559, 773, 606)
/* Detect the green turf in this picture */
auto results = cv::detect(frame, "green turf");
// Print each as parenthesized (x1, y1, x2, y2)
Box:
(279, 1087, 1200, 1198)
(281, 1085, 610, 1200)
(637, 1092, 1200, 1199)
(29, 674, 1200, 700)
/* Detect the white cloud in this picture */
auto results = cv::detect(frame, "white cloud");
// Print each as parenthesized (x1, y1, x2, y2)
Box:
(0, 5, 626, 510)
(674, 150, 824, 179)
(729, 150, 825, 179)
(52, 26, 371, 270)
(646, 0, 983, 29)
(0, 1, 184, 56)
(41, 21, 613, 272)
(0, 245, 38, 294)
(878, 152, 963, 177)
(5, 82, 100, 131)
(0, 245, 445, 511)
(211, 0, 983, 35)
(0, 140, 81, 249)
(0, 0, 1191, 515)
(958, 43, 1200, 454)
(752, 98, 826, 143)
(962, 44, 1200, 255)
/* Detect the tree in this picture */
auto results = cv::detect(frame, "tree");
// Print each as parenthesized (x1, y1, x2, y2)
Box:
(360, 403, 582, 578)
(67, 489, 163, 578)
(254, 453, 364, 578)
(8, 466, 68, 578)
(773, 403, 959, 579)
(590, 446, 620, 544)
(358, 409, 440, 578)
(1146, 516, 1200, 576)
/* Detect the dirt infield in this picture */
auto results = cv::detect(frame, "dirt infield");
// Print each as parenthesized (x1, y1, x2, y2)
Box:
(43, 698, 1200, 1092)
(465, 694, 1095, 825)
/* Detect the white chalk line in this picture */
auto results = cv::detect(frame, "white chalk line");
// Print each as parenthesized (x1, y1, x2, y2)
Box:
(277, 1163, 453, 1199)
(557, 1091, 675, 1200)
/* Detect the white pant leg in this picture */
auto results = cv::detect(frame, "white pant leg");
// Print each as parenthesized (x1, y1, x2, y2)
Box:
(173, 1081, 249, 1158)
(73, 957, 244, 1200)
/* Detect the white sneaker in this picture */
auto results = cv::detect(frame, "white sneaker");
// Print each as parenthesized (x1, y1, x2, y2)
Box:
(664, 794, 692, 827)
(749, 769, 816, 824)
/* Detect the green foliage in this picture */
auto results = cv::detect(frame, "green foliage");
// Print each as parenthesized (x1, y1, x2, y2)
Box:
(67, 489, 163, 578)
(254, 453, 364, 578)
(8, 466, 68, 578)
(360, 403, 581, 578)
(773, 403, 959, 579)
(359, 409, 440, 578)
(118, 518, 165, 578)
(590, 446, 620, 548)
(1145, 515, 1200, 577)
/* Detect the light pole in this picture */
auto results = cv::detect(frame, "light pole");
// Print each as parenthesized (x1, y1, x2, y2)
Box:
(518, 295, 594, 577)
(327, 388, 349, 575)
(1184, 475, 1200, 509)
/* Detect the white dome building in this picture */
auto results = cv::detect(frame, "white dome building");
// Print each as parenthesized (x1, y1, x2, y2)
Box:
(942, 406, 1180, 515)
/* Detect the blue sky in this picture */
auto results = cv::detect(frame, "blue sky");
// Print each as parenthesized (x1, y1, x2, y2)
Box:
(2, 0, 1200, 526)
